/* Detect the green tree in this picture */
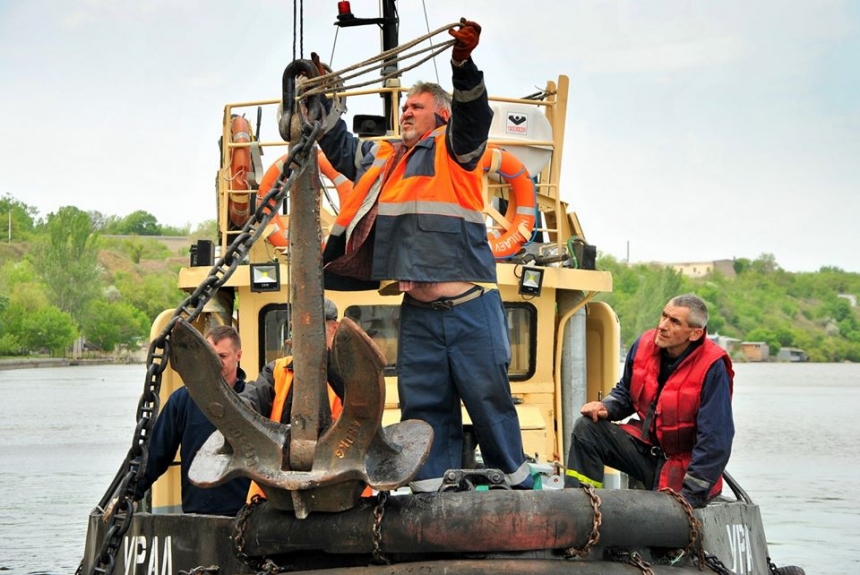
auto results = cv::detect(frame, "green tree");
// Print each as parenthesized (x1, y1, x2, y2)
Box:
(740, 327, 781, 356)
(750, 253, 780, 274)
(112, 271, 185, 321)
(29, 206, 102, 323)
(191, 219, 217, 242)
(0, 293, 21, 355)
(87, 210, 108, 231)
(626, 267, 687, 346)
(0, 193, 39, 241)
(81, 300, 149, 351)
(19, 305, 78, 355)
(121, 210, 162, 235)
(161, 222, 192, 236)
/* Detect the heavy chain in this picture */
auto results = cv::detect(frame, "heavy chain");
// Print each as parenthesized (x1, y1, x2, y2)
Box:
(767, 556, 780, 575)
(660, 487, 706, 567)
(563, 483, 603, 558)
(180, 566, 219, 575)
(233, 495, 263, 569)
(86, 114, 322, 575)
(701, 552, 735, 575)
(620, 551, 656, 575)
(371, 491, 390, 565)
(232, 498, 289, 574)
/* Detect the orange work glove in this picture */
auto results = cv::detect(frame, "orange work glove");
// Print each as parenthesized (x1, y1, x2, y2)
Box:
(448, 19, 481, 62)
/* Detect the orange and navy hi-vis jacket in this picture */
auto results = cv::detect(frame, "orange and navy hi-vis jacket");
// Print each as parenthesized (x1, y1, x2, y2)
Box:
(247, 356, 343, 502)
(320, 59, 496, 289)
(620, 329, 734, 498)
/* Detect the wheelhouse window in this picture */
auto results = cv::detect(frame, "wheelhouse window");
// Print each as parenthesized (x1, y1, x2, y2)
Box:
(343, 304, 400, 376)
(506, 303, 537, 381)
(259, 304, 292, 370)
(259, 302, 537, 380)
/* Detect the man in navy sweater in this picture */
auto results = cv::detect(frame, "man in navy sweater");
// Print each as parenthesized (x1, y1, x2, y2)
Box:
(136, 325, 251, 515)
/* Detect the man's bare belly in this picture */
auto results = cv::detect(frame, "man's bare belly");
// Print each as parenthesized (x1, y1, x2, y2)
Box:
(405, 281, 475, 302)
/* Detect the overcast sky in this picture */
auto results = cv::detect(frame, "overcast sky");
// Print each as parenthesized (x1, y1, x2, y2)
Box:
(1, 0, 857, 272)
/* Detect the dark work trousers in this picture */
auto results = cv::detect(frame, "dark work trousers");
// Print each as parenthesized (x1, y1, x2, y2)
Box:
(397, 289, 532, 491)
(565, 417, 661, 489)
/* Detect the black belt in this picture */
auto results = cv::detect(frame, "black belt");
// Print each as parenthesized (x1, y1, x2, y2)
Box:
(405, 286, 485, 310)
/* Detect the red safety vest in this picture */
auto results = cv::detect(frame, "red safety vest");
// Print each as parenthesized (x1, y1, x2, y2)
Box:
(620, 329, 733, 497)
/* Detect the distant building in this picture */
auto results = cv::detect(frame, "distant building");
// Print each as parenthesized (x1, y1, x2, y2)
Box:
(740, 341, 770, 362)
(708, 333, 742, 354)
(776, 347, 808, 362)
(630, 259, 737, 278)
(838, 294, 857, 308)
(668, 259, 736, 279)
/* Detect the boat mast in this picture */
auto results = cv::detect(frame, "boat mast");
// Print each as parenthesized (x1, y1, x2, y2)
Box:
(334, 0, 399, 129)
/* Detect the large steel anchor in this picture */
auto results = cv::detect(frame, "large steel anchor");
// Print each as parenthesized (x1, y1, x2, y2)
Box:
(170, 318, 431, 518)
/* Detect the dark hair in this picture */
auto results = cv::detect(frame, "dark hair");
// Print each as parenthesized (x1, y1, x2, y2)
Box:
(324, 298, 339, 321)
(205, 325, 241, 349)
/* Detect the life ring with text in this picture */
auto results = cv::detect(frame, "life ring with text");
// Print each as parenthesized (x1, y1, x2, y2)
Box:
(256, 149, 352, 248)
(227, 115, 253, 228)
(482, 147, 536, 259)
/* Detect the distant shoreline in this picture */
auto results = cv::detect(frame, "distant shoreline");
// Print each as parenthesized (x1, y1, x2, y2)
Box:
(0, 357, 141, 371)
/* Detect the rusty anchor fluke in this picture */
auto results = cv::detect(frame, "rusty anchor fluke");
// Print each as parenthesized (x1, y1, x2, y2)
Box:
(169, 318, 432, 518)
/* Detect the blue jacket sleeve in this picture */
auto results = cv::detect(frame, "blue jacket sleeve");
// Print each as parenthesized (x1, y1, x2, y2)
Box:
(446, 59, 492, 171)
(135, 391, 186, 499)
(602, 339, 639, 421)
(681, 360, 734, 506)
(317, 118, 363, 182)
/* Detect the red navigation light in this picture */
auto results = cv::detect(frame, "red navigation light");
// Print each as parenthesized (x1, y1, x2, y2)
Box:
(337, 1, 354, 19)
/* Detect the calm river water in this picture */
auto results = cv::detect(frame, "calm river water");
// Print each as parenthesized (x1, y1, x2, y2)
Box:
(0, 362, 858, 574)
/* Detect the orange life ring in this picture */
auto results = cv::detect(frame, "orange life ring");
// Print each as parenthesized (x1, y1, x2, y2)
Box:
(256, 149, 353, 248)
(482, 147, 536, 259)
(227, 115, 253, 228)
(318, 149, 354, 206)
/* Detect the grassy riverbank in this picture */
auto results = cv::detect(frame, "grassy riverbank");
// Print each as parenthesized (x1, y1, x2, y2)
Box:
(0, 357, 141, 371)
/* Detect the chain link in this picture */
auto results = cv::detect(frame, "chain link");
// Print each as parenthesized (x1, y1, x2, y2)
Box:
(233, 495, 263, 569)
(701, 552, 735, 575)
(180, 566, 219, 575)
(767, 556, 780, 575)
(86, 116, 321, 575)
(659, 487, 706, 567)
(563, 483, 603, 558)
(258, 558, 290, 574)
(622, 551, 656, 575)
(371, 491, 390, 565)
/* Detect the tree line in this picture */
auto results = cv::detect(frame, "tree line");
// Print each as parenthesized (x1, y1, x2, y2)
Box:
(0, 194, 210, 356)
(2, 193, 858, 362)
(597, 254, 860, 362)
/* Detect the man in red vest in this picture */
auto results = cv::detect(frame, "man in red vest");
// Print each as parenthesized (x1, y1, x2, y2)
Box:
(564, 294, 734, 507)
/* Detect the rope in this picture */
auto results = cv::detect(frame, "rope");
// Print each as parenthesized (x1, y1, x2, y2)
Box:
(300, 22, 459, 97)
(292, 1, 297, 61)
(421, 0, 441, 84)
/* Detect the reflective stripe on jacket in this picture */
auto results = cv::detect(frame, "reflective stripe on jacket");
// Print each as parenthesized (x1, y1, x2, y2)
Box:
(326, 126, 496, 284)
(321, 58, 496, 289)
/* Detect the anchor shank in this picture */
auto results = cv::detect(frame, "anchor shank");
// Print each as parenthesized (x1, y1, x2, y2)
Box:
(288, 150, 329, 471)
